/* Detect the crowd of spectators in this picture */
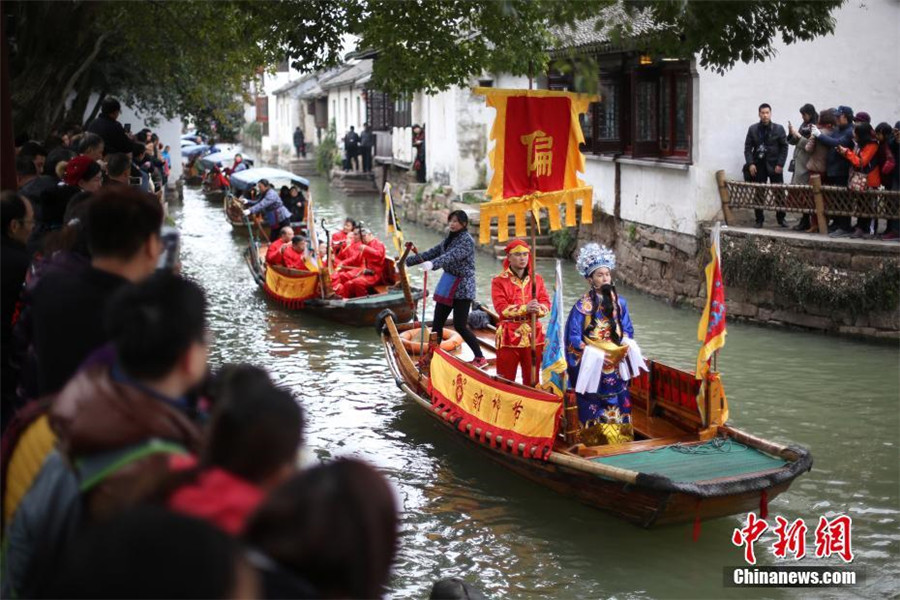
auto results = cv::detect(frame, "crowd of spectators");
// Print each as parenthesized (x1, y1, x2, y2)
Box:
(743, 103, 899, 239)
(1, 100, 482, 598)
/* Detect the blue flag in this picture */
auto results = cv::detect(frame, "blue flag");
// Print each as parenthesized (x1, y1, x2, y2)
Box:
(540, 260, 567, 397)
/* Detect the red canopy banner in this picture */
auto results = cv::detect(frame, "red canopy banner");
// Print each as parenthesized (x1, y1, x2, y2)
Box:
(473, 88, 597, 244)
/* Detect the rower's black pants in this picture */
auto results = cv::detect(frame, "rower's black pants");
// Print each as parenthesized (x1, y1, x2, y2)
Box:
(432, 299, 483, 359)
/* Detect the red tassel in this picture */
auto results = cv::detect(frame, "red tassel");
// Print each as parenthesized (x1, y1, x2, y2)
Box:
(692, 500, 702, 542)
(759, 490, 769, 519)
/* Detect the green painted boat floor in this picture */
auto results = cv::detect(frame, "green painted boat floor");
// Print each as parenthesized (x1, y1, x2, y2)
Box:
(592, 440, 787, 483)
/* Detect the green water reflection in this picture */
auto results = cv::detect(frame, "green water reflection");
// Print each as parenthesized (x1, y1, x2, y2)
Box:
(174, 177, 899, 599)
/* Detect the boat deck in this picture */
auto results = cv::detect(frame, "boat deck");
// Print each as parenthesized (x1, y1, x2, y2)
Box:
(591, 439, 787, 483)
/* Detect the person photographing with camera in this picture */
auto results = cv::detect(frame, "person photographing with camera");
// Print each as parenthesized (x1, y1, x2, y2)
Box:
(743, 103, 789, 228)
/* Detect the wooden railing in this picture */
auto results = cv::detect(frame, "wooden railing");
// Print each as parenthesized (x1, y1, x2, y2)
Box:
(716, 170, 900, 234)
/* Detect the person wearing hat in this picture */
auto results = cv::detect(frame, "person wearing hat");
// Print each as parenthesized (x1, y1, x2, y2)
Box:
(564, 244, 636, 445)
(490, 239, 550, 386)
(811, 106, 856, 235)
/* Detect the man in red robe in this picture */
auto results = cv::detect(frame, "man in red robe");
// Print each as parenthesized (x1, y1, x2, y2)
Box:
(331, 218, 357, 253)
(282, 236, 314, 271)
(338, 229, 386, 298)
(331, 230, 363, 295)
(490, 239, 550, 386)
(265, 226, 295, 266)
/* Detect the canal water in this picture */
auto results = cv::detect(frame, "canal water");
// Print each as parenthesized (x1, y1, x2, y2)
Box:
(175, 178, 898, 599)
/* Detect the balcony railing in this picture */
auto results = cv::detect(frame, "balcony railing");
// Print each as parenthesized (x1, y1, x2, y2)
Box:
(715, 170, 900, 234)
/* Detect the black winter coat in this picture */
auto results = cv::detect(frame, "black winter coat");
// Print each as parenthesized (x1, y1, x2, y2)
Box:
(744, 122, 788, 170)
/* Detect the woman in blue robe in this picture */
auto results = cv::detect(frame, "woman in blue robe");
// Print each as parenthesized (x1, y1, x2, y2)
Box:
(565, 244, 635, 445)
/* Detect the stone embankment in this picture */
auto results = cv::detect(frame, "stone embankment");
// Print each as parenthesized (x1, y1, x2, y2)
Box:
(390, 183, 900, 340)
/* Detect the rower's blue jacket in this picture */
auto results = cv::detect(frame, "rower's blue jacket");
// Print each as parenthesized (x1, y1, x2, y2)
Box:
(406, 230, 476, 300)
(247, 188, 291, 228)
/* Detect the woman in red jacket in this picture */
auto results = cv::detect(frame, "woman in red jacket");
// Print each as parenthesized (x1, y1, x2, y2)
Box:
(837, 124, 881, 238)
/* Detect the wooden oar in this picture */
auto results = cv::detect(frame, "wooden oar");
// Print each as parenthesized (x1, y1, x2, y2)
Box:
(397, 243, 415, 312)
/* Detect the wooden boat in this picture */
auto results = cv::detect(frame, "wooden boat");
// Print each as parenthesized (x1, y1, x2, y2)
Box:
(244, 239, 423, 327)
(377, 310, 812, 528)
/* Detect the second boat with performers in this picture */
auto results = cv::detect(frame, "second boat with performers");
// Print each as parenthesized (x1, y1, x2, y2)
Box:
(243, 185, 423, 326)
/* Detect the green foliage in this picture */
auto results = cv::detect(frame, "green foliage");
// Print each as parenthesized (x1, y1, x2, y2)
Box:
(721, 236, 900, 316)
(8, 0, 843, 137)
(243, 121, 263, 144)
(460, 190, 488, 204)
(549, 228, 577, 259)
(415, 186, 426, 203)
(315, 121, 339, 176)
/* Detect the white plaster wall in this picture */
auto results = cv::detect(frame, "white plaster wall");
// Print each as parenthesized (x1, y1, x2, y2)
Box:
(259, 70, 296, 152)
(82, 94, 184, 181)
(272, 95, 301, 155)
(423, 89, 458, 187)
(691, 0, 900, 224)
(328, 85, 366, 150)
(392, 126, 413, 163)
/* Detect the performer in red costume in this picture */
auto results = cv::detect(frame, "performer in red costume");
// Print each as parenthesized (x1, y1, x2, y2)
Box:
(265, 226, 295, 266)
(331, 218, 357, 252)
(331, 229, 364, 295)
(282, 236, 315, 271)
(338, 229, 386, 298)
(490, 239, 550, 386)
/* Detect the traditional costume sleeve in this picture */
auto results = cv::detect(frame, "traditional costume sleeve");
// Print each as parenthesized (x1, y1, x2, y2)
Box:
(265, 240, 284, 265)
(491, 275, 525, 317)
(564, 302, 586, 383)
(619, 296, 634, 338)
(535, 274, 551, 317)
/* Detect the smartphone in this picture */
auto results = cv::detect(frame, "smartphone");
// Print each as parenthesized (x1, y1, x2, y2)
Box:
(157, 226, 181, 272)
(124, 123, 132, 133)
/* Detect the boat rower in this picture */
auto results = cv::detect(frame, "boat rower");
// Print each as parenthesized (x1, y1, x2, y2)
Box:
(491, 239, 550, 386)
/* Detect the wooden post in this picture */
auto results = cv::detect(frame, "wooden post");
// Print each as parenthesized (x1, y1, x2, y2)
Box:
(715, 170, 735, 225)
(810, 174, 828, 234)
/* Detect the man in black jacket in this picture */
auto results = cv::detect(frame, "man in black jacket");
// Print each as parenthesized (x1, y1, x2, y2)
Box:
(28, 187, 163, 395)
(743, 103, 789, 228)
(85, 98, 134, 155)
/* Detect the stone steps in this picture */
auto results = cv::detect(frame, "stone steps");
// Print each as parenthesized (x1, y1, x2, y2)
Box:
(330, 169, 378, 195)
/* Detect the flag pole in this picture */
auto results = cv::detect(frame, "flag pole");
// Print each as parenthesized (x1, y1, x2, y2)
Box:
(530, 212, 538, 386)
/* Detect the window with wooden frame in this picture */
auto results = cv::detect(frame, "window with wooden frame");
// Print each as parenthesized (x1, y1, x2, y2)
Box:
(564, 55, 693, 162)
(393, 97, 411, 128)
(366, 90, 394, 131)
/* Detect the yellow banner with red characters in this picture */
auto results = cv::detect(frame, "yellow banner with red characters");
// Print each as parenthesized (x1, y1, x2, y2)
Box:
(264, 266, 319, 308)
(428, 348, 562, 460)
(473, 88, 597, 244)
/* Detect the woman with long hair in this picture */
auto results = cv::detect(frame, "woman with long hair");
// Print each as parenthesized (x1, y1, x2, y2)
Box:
(838, 123, 881, 238)
(874, 122, 898, 239)
(405, 210, 486, 367)
(788, 103, 818, 231)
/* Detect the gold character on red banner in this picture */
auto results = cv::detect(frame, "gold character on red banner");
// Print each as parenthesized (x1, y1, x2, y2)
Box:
(521, 130, 553, 177)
